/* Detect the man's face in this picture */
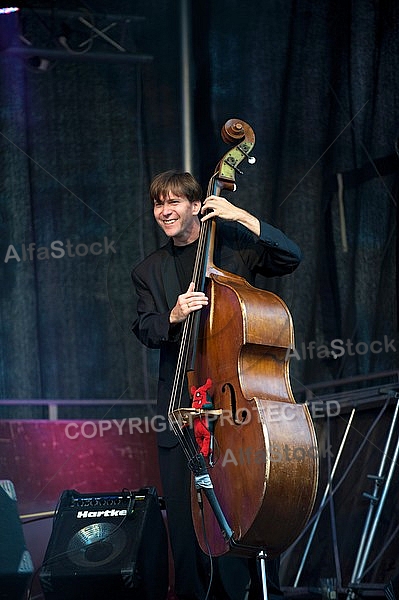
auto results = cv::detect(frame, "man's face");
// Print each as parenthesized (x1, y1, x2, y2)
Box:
(153, 192, 201, 245)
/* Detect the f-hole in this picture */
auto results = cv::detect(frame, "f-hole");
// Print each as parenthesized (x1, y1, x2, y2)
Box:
(221, 382, 248, 425)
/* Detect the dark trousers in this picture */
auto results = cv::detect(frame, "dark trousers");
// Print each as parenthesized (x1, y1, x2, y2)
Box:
(158, 444, 282, 600)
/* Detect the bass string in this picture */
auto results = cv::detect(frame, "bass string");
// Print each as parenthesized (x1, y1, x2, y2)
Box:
(167, 213, 212, 460)
(168, 313, 197, 460)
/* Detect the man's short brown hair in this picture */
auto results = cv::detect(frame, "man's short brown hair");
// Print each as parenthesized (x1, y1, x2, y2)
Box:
(150, 171, 203, 204)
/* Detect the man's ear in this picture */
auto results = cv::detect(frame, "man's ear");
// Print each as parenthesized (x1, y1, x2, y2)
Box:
(192, 200, 201, 215)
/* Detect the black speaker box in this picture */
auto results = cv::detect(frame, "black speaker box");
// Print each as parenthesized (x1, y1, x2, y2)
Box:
(0, 480, 34, 600)
(39, 486, 168, 600)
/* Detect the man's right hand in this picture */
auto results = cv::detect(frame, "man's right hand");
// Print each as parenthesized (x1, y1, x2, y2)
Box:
(169, 282, 208, 323)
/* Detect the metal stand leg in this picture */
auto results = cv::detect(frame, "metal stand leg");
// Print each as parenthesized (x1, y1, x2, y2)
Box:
(294, 409, 355, 586)
(258, 550, 269, 600)
(346, 391, 399, 599)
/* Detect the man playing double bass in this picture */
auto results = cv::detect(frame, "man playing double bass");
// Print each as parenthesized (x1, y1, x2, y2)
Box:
(131, 170, 302, 600)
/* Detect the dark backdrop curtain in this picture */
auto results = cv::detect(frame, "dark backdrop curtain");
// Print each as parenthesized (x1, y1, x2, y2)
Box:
(0, 0, 397, 439)
(192, 0, 398, 390)
(0, 1, 183, 416)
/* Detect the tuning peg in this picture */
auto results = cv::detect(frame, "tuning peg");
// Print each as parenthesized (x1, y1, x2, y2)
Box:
(239, 144, 256, 165)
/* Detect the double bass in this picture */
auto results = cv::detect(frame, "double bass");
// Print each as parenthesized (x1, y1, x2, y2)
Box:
(168, 118, 319, 561)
